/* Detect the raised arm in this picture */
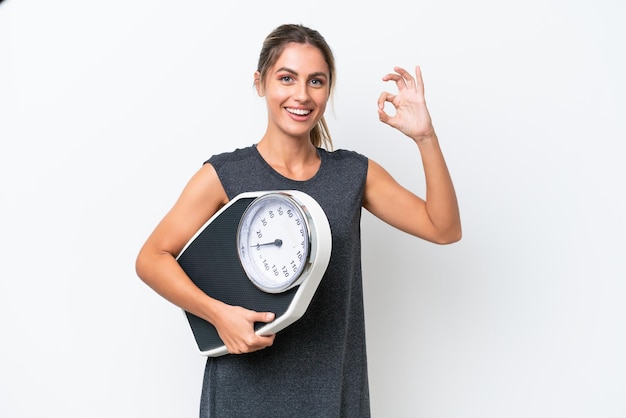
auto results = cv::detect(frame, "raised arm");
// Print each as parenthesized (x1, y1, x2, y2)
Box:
(363, 66, 461, 244)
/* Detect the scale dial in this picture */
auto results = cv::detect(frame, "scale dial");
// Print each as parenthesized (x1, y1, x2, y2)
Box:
(236, 192, 312, 293)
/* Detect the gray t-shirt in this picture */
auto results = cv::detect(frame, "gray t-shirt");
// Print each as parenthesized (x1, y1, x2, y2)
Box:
(200, 145, 370, 418)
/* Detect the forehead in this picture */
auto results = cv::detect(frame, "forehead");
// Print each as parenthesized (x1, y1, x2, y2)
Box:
(272, 42, 329, 75)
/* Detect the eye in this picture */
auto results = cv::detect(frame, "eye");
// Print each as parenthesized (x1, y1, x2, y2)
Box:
(309, 78, 325, 87)
(279, 75, 294, 83)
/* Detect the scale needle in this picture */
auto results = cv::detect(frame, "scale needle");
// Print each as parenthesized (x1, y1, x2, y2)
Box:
(253, 239, 283, 248)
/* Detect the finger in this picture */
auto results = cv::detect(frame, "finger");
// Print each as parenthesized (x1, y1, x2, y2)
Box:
(248, 328, 275, 350)
(377, 91, 395, 109)
(414, 65, 425, 94)
(256, 333, 275, 347)
(232, 333, 275, 354)
(378, 107, 390, 124)
(377, 95, 395, 124)
(381, 72, 408, 90)
(393, 66, 416, 87)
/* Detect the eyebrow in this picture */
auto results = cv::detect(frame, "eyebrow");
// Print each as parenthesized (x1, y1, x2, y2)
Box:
(274, 67, 328, 80)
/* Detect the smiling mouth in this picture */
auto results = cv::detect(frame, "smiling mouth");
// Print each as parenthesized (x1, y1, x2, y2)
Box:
(285, 107, 312, 116)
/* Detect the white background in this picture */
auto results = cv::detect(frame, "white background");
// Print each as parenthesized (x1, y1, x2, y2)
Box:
(1, 0, 625, 417)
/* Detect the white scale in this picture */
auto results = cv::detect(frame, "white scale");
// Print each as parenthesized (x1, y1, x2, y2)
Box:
(176, 190, 332, 357)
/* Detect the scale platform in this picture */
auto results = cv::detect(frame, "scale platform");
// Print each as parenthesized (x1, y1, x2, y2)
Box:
(176, 190, 331, 356)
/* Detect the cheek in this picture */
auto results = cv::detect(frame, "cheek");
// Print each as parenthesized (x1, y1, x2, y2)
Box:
(314, 93, 329, 112)
(264, 88, 289, 106)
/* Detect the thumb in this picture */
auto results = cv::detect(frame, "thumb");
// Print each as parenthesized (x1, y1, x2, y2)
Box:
(254, 311, 275, 323)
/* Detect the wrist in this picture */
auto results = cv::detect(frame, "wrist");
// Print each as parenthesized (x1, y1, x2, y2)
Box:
(194, 292, 226, 326)
(411, 129, 438, 146)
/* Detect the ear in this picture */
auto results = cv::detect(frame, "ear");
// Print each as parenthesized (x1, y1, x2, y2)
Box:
(254, 71, 264, 97)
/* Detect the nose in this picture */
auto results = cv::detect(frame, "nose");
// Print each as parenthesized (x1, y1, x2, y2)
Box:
(293, 82, 310, 102)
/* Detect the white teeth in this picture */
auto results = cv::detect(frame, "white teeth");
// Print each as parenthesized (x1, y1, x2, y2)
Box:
(287, 108, 311, 116)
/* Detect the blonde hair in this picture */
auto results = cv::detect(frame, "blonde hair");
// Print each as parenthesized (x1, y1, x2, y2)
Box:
(256, 24, 335, 150)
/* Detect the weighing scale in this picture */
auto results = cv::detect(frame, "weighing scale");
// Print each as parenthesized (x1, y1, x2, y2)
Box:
(176, 190, 332, 356)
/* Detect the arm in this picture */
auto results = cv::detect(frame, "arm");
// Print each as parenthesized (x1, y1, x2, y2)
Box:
(135, 163, 276, 353)
(363, 66, 461, 244)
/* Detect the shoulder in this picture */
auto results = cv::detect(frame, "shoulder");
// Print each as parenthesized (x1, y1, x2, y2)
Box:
(205, 146, 256, 169)
(319, 148, 369, 168)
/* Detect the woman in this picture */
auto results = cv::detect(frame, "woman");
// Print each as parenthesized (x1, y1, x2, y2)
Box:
(136, 23, 461, 418)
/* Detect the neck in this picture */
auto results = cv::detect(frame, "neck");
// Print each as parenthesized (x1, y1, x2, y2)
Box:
(256, 136, 320, 181)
